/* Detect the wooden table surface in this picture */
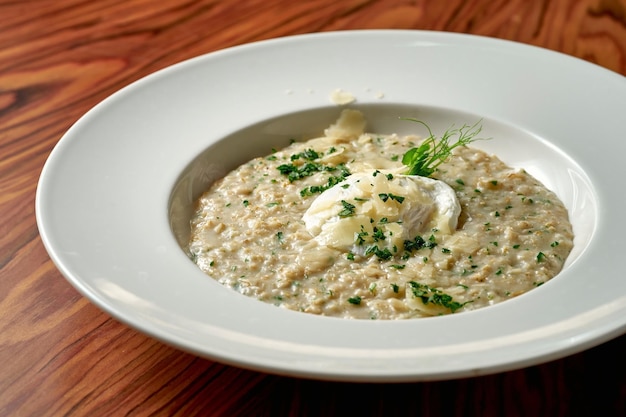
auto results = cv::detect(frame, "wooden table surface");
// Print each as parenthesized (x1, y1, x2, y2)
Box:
(2, 0, 625, 415)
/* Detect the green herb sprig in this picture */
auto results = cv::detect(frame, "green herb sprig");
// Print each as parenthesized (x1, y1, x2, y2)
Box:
(401, 119, 486, 177)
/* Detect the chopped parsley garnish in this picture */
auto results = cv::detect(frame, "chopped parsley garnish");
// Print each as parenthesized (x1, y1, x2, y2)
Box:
(372, 227, 386, 242)
(338, 200, 356, 217)
(378, 193, 405, 203)
(278, 145, 352, 186)
(408, 281, 467, 313)
(298, 164, 351, 196)
(355, 227, 369, 245)
(290, 148, 320, 161)
(404, 235, 436, 252)
(347, 296, 362, 305)
(365, 245, 393, 260)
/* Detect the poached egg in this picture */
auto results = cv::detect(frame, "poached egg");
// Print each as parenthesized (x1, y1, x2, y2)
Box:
(303, 170, 461, 255)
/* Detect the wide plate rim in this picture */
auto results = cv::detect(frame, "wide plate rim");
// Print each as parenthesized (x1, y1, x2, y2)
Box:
(36, 29, 626, 382)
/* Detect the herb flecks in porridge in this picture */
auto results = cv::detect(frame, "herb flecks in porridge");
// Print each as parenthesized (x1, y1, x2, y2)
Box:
(188, 110, 574, 320)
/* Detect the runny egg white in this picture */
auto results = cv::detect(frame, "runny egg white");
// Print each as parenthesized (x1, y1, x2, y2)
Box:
(303, 170, 461, 255)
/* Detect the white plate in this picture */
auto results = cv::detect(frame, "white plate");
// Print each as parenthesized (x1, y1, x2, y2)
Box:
(36, 30, 626, 382)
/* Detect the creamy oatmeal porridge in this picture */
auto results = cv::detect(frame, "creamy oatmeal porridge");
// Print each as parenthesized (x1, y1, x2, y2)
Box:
(187, 110, 574, 319)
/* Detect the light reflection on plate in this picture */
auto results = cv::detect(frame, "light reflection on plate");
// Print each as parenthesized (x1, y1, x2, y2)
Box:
(36, 30, 626, 382)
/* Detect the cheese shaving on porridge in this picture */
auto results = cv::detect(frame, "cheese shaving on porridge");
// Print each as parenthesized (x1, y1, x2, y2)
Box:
(188, 110, 574, 319)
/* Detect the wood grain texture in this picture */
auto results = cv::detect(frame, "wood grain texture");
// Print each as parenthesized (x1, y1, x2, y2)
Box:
(1, 0, 625, 416)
